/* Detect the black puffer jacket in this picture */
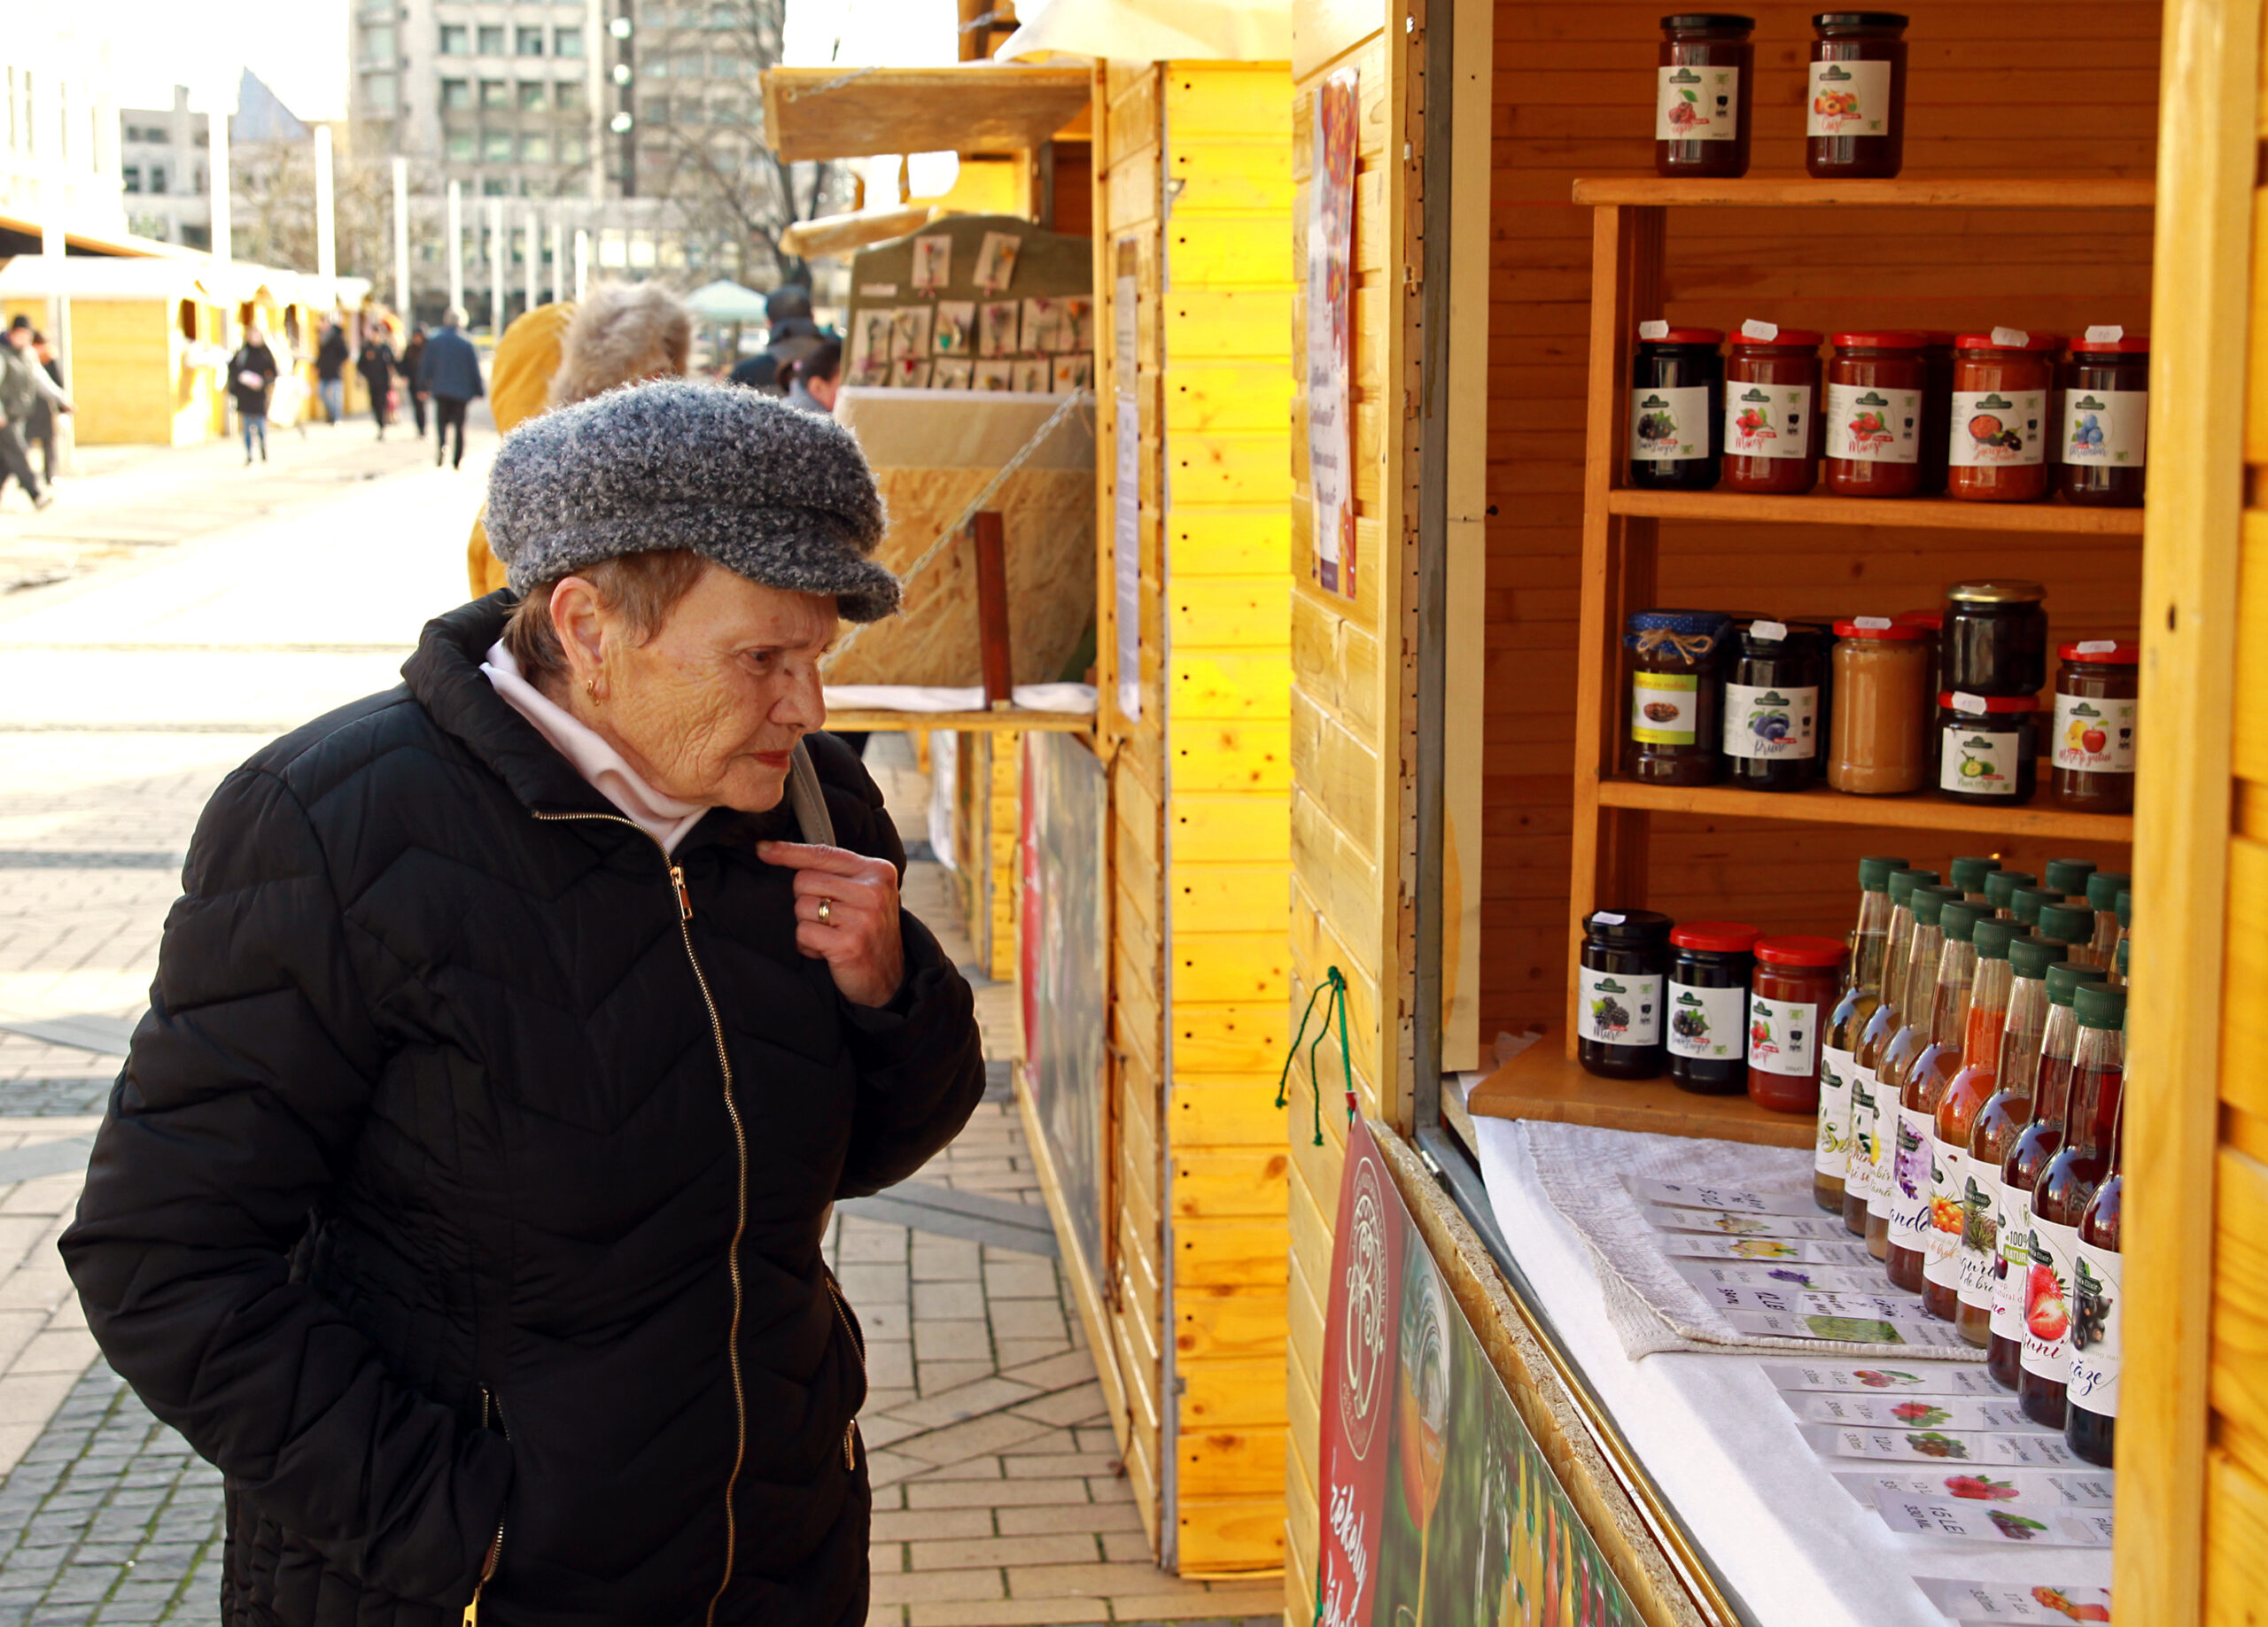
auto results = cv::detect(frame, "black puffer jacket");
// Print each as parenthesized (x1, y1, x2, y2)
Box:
(59, 595, 984, 1627)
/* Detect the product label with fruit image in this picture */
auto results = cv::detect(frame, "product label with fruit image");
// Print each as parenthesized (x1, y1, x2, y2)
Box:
(2066, 1243, 2121, 1420)
(1655, 63, 1739, 142)
(1630, 670, 1698, 745)
(1940, 727, 2020, 796)
(2051, 692, 2136, 776)
(1950, 389, 2048, 468)
(1576, 966, 1661, 1047)
(1850, 1066, 1891, 1205)
(1872, 1489, 2114, 1548)
(2021, 1216, 2083, 1384)
(1629, 385, 1710, 461)
(1826, 382, 1920, 462)
(1800, 1425, 2085, 1467)
(1888, 1104, 1938, 1245)
(1915, 1578, 2113, 1623)
(1806, 58, 1892, 137)
(1956, 1159, 2002, 1309)
(1723, 683, 1818, 760)
(1724, 383, 1812, 459)
(1665, 981, 1746, 1061)
(1747, 994, 1820, 1076)
(1814, 1045, 1857, 1177)
(1923, 1140, 1969, 1289)
(2059, 386, 2146, 467)
(1841, 1468, 2117, 1509)
(1992, 1180, 2035, 1342)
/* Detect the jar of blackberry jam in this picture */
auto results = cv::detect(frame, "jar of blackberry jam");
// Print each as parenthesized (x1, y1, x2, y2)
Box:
(1578, 910, 1674, 1081)
(1667, 921, 1759, 1095)
(1630, 325, 1724, 491)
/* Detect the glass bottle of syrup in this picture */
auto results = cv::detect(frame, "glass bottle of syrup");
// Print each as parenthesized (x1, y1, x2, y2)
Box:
(2085, 872, 2129, 974)
(1886, 899, 1981, 1292)
(1947, 855, 2000, 903)
(1955, 934, 2067, 1346)
(1989, 961, 2107, 1389)
(1924, 916, 2016, 1319)
(1983, 868, 2035, 920)
(2008, 885, 2056, 934)
(1816, 855, 1905, 1212)
(2034, 901, 2095, 970)
(2019, 983, 2126, 1428)
(2042, 856, 2097, 901)
(1845, 867, 1936, 1236)
(2067, 1075, 2123, 1467)
(1868, 885, 1958, 1261)
(2109, 890, 2131, 988)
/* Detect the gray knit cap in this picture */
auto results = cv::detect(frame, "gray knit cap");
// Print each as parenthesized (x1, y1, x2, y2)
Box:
(484, 378, 900, 621)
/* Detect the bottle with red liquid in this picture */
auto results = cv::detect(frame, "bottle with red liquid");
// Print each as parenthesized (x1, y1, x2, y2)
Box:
(1845, 868, 1936, 1236)
(1885, 900, 1981, 1292)
(1924, 916, 2016, 1320)
(1955, 934, 2067, 1347)
(1988, 961, 2107, 1389)
(2019, 984, 2125, 1428)
(2067, 1082, 2123, 1466)
(1868, 885, 1959, 1262)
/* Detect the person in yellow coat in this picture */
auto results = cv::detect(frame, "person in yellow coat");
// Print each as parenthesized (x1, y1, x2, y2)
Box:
(464, 283, 695, 598)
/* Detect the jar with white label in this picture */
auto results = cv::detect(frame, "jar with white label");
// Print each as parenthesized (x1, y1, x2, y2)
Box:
(1806, 12, 1907, 179)
(1823, 332, 1928, 496)
(1949, 331, 2062, 503)
(1724, 620, 1824, 793)
(2067, 1151, 2122, 1466)
(1937, 692, 2039, 805)
(1723, 325, 1821, 492)
(1666, 921, 1759, 1096)
(1629, 326, 1723, 491)
(1626, 608, 1731, 786)
(2060, 330, 2148, 507)
(1655, 14, 1754, 178)
(1749, 935, 1847, 1113)
(2050, 640, 2139, 813)
(1577, 910, 1674, 1081)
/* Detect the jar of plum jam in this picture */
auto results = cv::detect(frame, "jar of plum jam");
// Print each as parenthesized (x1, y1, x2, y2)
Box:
(1949, 330, 2062, 503)
(1656, 14, 1755, 178)
(1806, 12, 1908, 180)
(1824, 332, 1927, 496)
(1723, 323, 1821, 493)
(2060, 329, 2148, 507)
(1723, 619, 1825, 793)
(1750, 935, 1849, 1113)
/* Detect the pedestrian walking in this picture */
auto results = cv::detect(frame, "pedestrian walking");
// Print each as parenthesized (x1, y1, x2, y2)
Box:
(225, 326, 280, 464)
(400, 326, 430, 438)
(25, 328, 62, 482)
(61, 378, 982, 1627)
(358, 322, 399, 439)
(419, 306, 484, 469)
(0, 317, 70, 507)
(787, 338, 842, 415)
(315, 318, 350, 424)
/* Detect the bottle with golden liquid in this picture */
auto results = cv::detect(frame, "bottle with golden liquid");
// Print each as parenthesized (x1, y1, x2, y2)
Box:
(1953, 933, 2067, 1345)
(1923, 915, 2016, 1318)
(1885, 899, 1981, 1291)
(1844, 868, 1935, 1236)
(1814, 855, 1905, 1212)
(1867, 885, 1959, 1260)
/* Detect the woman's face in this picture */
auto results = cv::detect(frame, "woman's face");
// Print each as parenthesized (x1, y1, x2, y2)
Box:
(555, 563, 835, 811)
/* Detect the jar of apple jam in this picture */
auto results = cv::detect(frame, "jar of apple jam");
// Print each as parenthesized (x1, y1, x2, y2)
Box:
(1806, 12, 1908, 179)
(2050, 640, 2140, 813)
(1824, 332, 1927, 496)
(2060, 329, 2148, 507)
(1723, 323, 1821, 493)
(1949, 330, 2062, 503)
(1656, 14, 1756, 178)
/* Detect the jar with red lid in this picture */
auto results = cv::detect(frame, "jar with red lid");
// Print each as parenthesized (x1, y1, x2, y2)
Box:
(1723, 323, 1821, 493)
(1806, 12, 1908, 180)
(1750, 935, 1849, 1113)
(2060, 329, 2148, 508)
(2051, 640, 2140, 813)
(1656, 14, 1755, 178)
(1630, 325, 1724, 491)
(1949, 330, 2063, 503)
(1917, 331, 1955, 494)
(1668, 921, 1759, 1096)
(1938, 691, 2039, 804)
(1824, 332, 1927, 496)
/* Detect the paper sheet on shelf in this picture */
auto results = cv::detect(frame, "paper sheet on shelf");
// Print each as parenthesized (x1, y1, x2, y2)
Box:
(822, 683, 1097, 715)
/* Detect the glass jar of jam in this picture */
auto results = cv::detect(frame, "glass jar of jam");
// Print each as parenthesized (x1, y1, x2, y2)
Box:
(1917, 331, 1955, 494)
(1723, 323, 1821, 493)
(2060, 329, 2148, 507)
(1578, 910, 1674, 1081)
(1938, 691, 2039, 804)
(1750, 935, 1849, 1113)
(1630, 325, 1724, 490)
(1949, 331, 2062, 502)
(2050, 640, 2139, 813)
(1824, 332, 1927, 496)
(1828, 617, 1931, 794)
(1656, 14, 1755, 178)
(1723, 619, 1824, 792)
(1943, 579, 2048, 695)
(1627, 609, 1732, 784)
(1806, 12, 1908, 179)
(1667, 921, 1759, 1095)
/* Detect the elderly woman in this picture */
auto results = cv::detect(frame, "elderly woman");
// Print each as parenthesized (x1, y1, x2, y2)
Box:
(61, 382, 984, 1627)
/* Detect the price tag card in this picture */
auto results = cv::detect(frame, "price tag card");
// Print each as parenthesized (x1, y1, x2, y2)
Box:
(1641, 1204, 1852, 1241)
(1836, 1469, 2116, 1510)
(1656, 1235, 1879, 1267)
(1624, 1177, 1821, 1216)
(1801, 1424, 2085, 1466)
(1675, 1259, 1887, 1295)
(1763, 1361, 2003, 1397)
(1783, 1393, 2046, 1431)
(1915, 1577, 2112, 1622)
(1727, 1309, 1975, 1348)
(1695, 1284, 1935, 1323)
(1873, 1488, 2114, 1547)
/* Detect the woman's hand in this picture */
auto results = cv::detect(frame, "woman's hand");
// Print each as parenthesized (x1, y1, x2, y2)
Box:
(757, 841, 906, 1008)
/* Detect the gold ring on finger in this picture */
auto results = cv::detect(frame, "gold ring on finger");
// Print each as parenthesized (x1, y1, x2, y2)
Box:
(817, 897, 833, 924)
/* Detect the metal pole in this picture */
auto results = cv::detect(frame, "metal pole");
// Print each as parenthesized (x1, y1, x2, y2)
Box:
(314, 125, 337, 283)
(574, 228, 590, 300)
(447, 180, 463, 317)
(524, 207, 539, 316)
(487, 198, 504, 336)
(392, 157, 411, 318)
(549, 213, 564, 306)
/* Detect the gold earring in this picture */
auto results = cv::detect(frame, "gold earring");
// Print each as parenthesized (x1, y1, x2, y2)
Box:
(585, 677, 600, 704)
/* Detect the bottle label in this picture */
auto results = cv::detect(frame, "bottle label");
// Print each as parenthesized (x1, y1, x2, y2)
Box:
(1724, 683, 1820, 761)
(1726, 382, 1813, 460)
(1825, 382, 1921, 464)
(1578, 967, 1662, 1048)
(2060, 386, 2147, 468)
(1748, 995, 1820, 1077)
(2051, 691, 2136, 777)
(2021, 1215, 2084, 1385)
(1667, 980, 1745, 1061)
(1631, 385, 1711, 462)
(1632, 670, 1700, 746)
(1955, 1154, 2002, 1309)
(1656, 63, 1740, 142)
(1887, 1104, 1938, 1244)
(1941, 725, 2022, 796)
(1992, 1177, 2032, 1340)
(1849, 1065, 1886, 1201)
(2068, 1240, 2122, 1420)
(1922, 1139, 1968, 1288)
(1950, 388, 2049, 469)
(1806, 58, 1893, 138)
(1814, 1045, 1857, 1177)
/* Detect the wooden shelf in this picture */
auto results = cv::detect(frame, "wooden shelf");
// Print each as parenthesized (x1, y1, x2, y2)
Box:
(1596, 778, 2134, 842)
(1571, 176, 2156, 211)
(1606, 487, 2146, 536)
(1467, 1030, 1814, 1150)
(823, 709, 1093, 733)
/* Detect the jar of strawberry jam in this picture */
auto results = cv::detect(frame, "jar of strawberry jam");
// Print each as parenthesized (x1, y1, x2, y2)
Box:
(1824, 332, 1927, 497)
(1949, 330, 2062, 503)
(1806, 12, 1908, 180)
(1656, 14, 1756, 178)
(2060, 329, 2148, 508)
(1723, 322, 1821, 493)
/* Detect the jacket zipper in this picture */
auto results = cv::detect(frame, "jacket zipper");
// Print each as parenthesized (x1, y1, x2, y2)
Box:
(463, 1389, 509, 1627)
(824, 1274, 865, 1470)
(532, 812, 749, 1626)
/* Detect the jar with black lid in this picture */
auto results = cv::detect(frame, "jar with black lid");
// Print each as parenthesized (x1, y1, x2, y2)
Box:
(2060, 329, 2148, 508)
(1667, 921, 1759, 1095)
(1579, 910, 1674, 1081)
(1656, 15, 1755, 178)
(1938, 691, 2039, 804)
(1722, 619, 1825, 792)
(1627, 609, 1732, 784)
(1943, 579, 2048, 696)
(1807, 12, 1908, 179)
(1630, 325, 1724, 491)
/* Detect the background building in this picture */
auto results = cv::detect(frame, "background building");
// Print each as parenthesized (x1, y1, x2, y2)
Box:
(0, 23, 129, 245)
(118, 89, 210, 247)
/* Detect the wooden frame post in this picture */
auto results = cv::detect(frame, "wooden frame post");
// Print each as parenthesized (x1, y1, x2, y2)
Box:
(971, 509, 1014, 709)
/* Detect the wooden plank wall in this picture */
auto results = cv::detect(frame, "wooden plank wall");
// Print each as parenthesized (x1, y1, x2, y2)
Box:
(1155, 61, 1298, 1576)
(1482, 3, 2163, 1039)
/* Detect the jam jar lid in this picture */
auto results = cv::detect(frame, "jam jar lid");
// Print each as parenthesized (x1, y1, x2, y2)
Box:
(1671, 920, 1761, 954)
(1730, 323, 1823, 347)
(1953, 329, 2066, 353)
(1814, 11, 1909, 27)
(1732, 617, 1825, 655)
(1946, 578, 2047, 605)
(1584, 908, 1674, 945)
(2070, 328, 2151, 353)
(1938, 690, 2039, 715)
(2057, 639, 2141, 663)
(1832, 616, 1929, 639)
(1829, 329, 1929, 349)
(1625, 608, 1732, 653)
(1661, 12, 1757, 28)
(1636, 325, 1724, 346)
(1754, 934, 1850, 968)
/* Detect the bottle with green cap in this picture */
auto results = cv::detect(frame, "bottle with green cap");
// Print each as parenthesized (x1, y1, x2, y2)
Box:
(1948, 855, 2001, 903)
(2110, 889, 2131, 988)
(2043, 856, 2098, 898)
(1816, 856, 1907, 1212)
(1889, 899, 1984, 1294)
(2009, 885, 2057, 932)
(1845, 867, 1940, 1235)
(2035, 901, 2096, 968)
(1925, 916, 2020, 1320)
(2085, 871, 2130, 968)
(2022, 982, 2127, 1429)
(1989, 959, 2110, 1391)
(1984, 868, 2036, 920)
(1956, 933, 2070, 1347)
(1870, 885, 1962, 1260)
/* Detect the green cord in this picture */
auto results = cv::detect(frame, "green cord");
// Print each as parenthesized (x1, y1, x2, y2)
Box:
(1277, 965, 1355, 1146)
